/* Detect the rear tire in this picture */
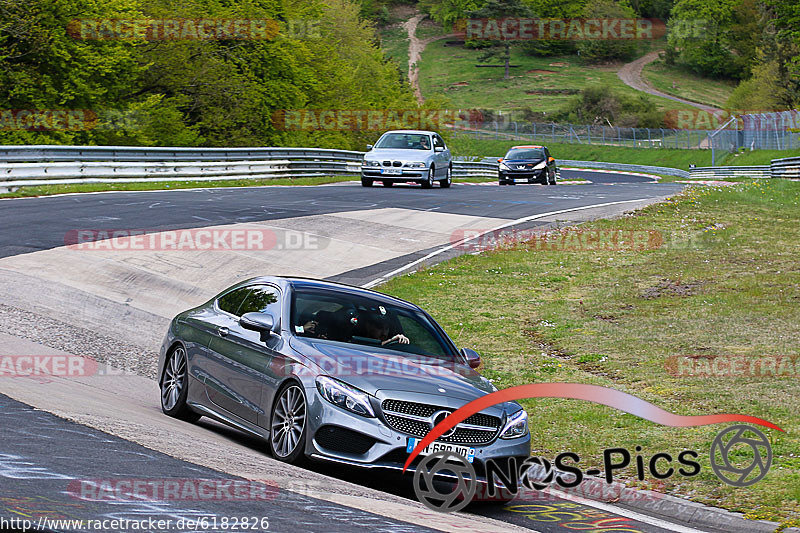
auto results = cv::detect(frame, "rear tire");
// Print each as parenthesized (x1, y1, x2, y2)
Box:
(361, 177, 373, 187)
(421, 167, 434, 189)
(160, 346, 201, 422)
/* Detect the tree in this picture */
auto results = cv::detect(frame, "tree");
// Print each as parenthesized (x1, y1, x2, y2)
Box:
(575, 0, 639, 64)
(468, 0, 533, 80)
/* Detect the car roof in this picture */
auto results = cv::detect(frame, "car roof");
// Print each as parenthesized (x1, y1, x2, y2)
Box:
(381, 130, 437, 136)
(510, 145, 544, 149)
(228, 276, 420, 311)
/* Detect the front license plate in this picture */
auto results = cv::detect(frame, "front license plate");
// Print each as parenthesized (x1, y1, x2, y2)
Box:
(407, 438, 475, 462)
(381, 168, 403, 175)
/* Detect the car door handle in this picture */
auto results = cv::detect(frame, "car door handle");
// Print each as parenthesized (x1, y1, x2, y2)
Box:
(217, 326, 229, 337)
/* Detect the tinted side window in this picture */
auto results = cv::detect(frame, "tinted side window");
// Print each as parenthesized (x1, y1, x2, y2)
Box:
(239, 285, 281, 317)
(217, 288, 251, 316)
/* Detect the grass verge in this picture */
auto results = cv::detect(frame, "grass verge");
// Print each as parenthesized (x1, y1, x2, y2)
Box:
(380, 179, 800, 523)
(418, 42, 696, 115)
(642, 59, 736, 109)
(0, 176, 354, 199)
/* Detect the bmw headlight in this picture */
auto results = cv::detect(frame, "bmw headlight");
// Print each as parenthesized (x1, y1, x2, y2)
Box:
(499, 409, 528, 439)
(363, 160, 380, 167)
(405, 162, 427, 168)
(533, 161, 547, 170)
(315, 376, 375, 417)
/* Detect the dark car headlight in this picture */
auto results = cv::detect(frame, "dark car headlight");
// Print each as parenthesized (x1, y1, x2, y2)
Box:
(315, 376, 375, 417)
(499, 409, 528, 439)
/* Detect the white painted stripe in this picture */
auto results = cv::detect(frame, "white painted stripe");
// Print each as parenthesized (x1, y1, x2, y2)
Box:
(361, 197, 656, 288)
(546, 487, 709, 533)
(562, 167, 661, 180)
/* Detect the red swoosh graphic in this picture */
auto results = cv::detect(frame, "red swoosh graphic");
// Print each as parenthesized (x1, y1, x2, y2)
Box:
(403, 383, 783, 472)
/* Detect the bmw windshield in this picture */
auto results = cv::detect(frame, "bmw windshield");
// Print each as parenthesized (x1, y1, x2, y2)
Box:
(374, 133, 431, 150)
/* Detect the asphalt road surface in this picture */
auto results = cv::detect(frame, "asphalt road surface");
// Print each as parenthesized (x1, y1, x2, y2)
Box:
(0, 174, 721, 533)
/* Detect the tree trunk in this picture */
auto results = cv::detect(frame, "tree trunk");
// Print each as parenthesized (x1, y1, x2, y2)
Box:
(504, 44, 511, 80)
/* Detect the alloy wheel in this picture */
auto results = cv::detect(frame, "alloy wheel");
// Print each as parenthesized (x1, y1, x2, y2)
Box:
(271, 385, 306, 458)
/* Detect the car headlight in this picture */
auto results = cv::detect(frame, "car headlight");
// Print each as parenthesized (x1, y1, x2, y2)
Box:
(533, 161, 547, 170)
(498, 162, 511, 171)
(363, 160, 381, 167)
(315, 376, 375, 417)
(405, 162, 427, 168)
(499, 409, 528, 439)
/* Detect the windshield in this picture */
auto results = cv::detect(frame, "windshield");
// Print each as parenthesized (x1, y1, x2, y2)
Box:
(505, 148, 545, 160)
(375, 133, 431, 150)
(291, 289, 456, 360)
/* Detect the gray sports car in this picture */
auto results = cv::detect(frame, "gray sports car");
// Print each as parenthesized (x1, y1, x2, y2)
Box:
(159, 276, 530, 478)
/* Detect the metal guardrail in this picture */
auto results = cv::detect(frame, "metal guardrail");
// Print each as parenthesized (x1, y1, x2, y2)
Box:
(771, 156, 800, 178)
(4, 145, 797, 187)
(688, 157, 800, 179)
(689, 166, 771, 179)
(556, 159, 690, 178)
(0, 145, 365, 163)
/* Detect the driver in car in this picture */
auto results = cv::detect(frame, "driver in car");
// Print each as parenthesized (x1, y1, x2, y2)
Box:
(359, 311, 409, 346)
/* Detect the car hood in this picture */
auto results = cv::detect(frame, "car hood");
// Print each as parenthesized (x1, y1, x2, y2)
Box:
(289, 336, 497, 401)
(364, 149, 431, 160)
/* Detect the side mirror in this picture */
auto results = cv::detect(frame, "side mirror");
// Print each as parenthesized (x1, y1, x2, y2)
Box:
(497, 158, 503, 163)
(366, 144, 373, 151)
(434, 146, 444, 152)
(548, 156, 555, 162)
(460, 348, 482, 369)
(240, 312, 275, 340)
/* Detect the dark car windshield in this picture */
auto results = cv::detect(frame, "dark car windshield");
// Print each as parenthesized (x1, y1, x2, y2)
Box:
(291, 289, 456, 360)
(505, 148, 545, 160)
(375, 133, 431, 150)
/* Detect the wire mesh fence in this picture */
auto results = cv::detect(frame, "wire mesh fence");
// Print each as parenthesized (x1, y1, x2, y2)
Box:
(450, 121, 713, 149)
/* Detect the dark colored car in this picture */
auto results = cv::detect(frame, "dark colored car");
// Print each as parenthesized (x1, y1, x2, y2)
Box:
(158, 277, 530, 479)
(498, 145, 557, 185)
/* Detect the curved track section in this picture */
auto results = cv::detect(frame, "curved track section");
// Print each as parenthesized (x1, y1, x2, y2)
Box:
(0, 174, 694, 532)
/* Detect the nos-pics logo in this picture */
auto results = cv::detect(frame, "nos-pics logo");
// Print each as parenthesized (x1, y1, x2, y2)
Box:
(413, 425, 772, 513)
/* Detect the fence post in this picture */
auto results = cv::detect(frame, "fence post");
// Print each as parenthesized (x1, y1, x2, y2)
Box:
(552, 123, 555, 143)
(602, 126, 606, 144)
(533, 122, 536, 142)
(633, 128, 636, 148)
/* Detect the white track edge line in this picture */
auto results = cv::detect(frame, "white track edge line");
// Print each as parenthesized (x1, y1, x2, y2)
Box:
(361, 197, 656, 289)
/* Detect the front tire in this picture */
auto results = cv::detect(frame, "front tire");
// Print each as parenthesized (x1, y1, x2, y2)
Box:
(269, 383, 308, 464)
(421, 167, 435, 189)
(161, 346, 200, 422)
(440, 166, 452, 188)
(361, 177, 373, 187)
(548, 171, 557, 185)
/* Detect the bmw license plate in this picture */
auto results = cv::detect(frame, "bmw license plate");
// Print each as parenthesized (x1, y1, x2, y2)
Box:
(406, 438, 475, 462)
(381, 168, 403, 175)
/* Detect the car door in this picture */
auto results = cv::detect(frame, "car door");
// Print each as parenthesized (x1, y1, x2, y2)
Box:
(433, 134, 449, 177)
(204, 284, 282, 425)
